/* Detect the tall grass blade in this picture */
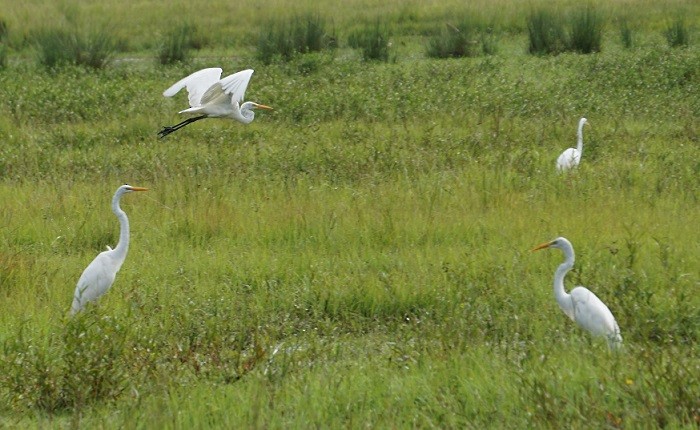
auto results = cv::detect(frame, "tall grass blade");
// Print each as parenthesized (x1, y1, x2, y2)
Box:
(348, 21, 391, 62)
(569, 5, 603, 53)
(664, 17, 690, 48)
(527, 9, 567, 55)
(257, 14, 334, 64)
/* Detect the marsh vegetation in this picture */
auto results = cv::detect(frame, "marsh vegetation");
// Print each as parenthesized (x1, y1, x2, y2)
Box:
(0, 0, 698, 427)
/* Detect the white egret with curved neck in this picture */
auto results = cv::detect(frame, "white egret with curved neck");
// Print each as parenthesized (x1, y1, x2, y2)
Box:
(556, 117, 589, 171)
(71, 185, 148, 315)
(532, 237, 622, 349)
(158, 68, 272, 138)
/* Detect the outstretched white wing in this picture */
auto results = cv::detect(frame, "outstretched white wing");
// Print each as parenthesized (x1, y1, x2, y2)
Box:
(163, 67, 223, 107)
(200, 69, 254, 106)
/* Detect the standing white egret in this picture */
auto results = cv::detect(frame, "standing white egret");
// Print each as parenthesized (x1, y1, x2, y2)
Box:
(158, 68, 272, 138)
(71, 185, 148, 315)
(556, 117, 589, 171)
(532, 237, 623, 349)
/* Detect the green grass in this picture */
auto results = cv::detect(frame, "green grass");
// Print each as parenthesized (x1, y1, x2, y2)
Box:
(0, 17, 6, 69)
(0, 43, 6, 70)
(569, 5, 603, 53)
(32, 26, 117, 69)
(426, 19, 490, 59)
(0, 0, 699, 427)
(157, 22, 199, 65)
(348, 21, 392, 62)
(0, 0, 696, 53)
(257, 14, 335, 64)
(527, 8, 568, 55)
(528, 5, 604, 56)
(665, 16, 690, 48)
(618, 18, 635, 49)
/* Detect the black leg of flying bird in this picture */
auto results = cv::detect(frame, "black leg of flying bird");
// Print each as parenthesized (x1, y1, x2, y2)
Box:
(158, 115, 208, 139)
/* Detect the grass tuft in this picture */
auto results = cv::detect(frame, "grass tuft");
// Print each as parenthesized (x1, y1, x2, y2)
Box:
(569, 5, 603, 53)
(618, 18, 635, 49)
(0, 17, 7, 41)
(33, 26, 116, 69)
(480, 25, 498, 55)
(427, 22, 476, 58)
(527, 9, 567, 55)
(33, 28, 77, 69)
(348, 21, 392, 62)
(0, 18, 6, 69)
(0, 44, 6, 70)
(426, 18, 495, 58)
(664, 17, 690, 48)
(157, 22, 199, 65)
(528, 6, 603, 55)
(257, 14, 335, 64)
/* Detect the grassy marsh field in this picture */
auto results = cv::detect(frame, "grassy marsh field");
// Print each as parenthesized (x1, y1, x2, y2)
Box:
(0, 0, 699, 428)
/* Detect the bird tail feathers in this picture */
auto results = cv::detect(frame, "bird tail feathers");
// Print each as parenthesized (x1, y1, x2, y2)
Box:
(178, 106, 205, 115)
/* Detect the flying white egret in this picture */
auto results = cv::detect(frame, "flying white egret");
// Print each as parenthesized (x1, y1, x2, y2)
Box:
(532, 237, 623, 350)
(71, 184, 148, 315)
(158, 68, 272, 138)
(556, 117, 589, 171)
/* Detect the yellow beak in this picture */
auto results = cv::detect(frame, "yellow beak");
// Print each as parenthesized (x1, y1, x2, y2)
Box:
(127, 186, 149, 192)
(531, 241, 552, 252)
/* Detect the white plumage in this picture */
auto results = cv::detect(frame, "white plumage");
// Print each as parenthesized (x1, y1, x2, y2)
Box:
(158, 68, 272, 138)
(533, 237, 623, 349)
(71, 185, 147, 314)
(556, 117, 589, 171)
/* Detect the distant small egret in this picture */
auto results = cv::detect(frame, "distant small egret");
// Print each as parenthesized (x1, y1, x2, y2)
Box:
(532, 237, 623, 349)
(71, 185, 148, 315)
(158, 68, 272, 138)
(556, 117, 589, 171)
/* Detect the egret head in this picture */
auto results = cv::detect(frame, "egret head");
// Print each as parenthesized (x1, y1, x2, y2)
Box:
(239, 102, 273, 123)
(532, 237, 571, 252)
(119, 184, 149, 194)
(580, 117, 589, 127)
(242, 102, 273, 111)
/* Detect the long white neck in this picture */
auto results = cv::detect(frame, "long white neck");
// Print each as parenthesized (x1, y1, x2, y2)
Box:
(111, 191, 130, 263)
(236, 102, 255, 124)
(554, 243, 575, 320)
(576, 120, 585, 154)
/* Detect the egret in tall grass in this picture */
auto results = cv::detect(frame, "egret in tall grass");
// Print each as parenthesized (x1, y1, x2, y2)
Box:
(556, 117, 589, 171)
(158, 68, 272, 138)
(71, 185, 148, 315)
(532, 237, 623, 349)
